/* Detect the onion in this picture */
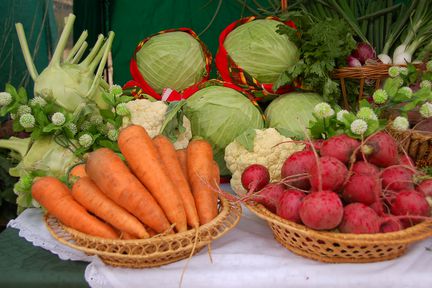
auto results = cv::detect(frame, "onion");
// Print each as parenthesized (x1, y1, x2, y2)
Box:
(347, 55, 362, 67)
(377, 54, 392, 64)
(352, 42, 376, 64)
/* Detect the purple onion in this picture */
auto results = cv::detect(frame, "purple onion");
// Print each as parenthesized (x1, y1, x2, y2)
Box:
(352, 42, 376, 65)
(347, 55, 362, 67)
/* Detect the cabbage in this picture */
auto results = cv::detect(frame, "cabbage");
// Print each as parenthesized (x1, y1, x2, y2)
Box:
(265, 92, 324, 139)
(136, 31, 207, 94)
(224, 19, 299, 84)
(184, 85, 264, 175)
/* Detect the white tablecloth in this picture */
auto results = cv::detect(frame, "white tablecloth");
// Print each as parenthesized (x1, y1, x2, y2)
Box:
(8, 185, 432, 288)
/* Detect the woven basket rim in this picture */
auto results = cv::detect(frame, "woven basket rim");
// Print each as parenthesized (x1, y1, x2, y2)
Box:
(246, 203, 432, 245)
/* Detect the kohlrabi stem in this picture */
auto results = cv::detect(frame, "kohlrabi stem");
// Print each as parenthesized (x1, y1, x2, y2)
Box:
(88, 38, 109, 73)
(51, 13, 75, 66)
(99, 79, 110, 90)
(65, 30, 88, 63)
(15, 23, 38, 81)
(71, 41, 88, 64)
(87, 31, 114, 98)
(80, 34, 104, 67)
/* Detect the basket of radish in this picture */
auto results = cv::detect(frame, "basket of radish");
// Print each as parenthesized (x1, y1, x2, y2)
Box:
(241, 132, 432, 263)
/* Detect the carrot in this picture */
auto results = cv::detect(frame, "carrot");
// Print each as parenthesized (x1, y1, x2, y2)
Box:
(121, 232, 137, 240)
(153, 135, 199, 228)
(212, 161, 220, 187)
(176, 149, 189, 183)
(187, 140, 218, 225)
(118, 125, 187, 232)
(70, 164, 87, 179)
(31, 176, 118, 239)
(86, 148, 172, 234)
(72, 177, 149, 239)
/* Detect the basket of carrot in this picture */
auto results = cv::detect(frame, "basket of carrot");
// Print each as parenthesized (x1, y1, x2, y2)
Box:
(33, 125, 241, 268)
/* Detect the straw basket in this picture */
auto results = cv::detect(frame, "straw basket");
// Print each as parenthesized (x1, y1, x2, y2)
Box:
(45, 195, 242, 268)
(246, 203, 432, 263)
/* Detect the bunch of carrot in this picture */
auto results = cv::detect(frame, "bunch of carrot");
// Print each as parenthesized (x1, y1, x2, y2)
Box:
(31, 125, 220, 239)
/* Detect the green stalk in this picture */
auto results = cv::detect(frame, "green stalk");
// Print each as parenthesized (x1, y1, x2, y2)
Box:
(14, 23, 38, 81)
(385, 0, 394, 44)
(65, 30, 88, 63)
(357, 3, 401, 21)
(88, 39, 109, 73)
(80, 34, 104, 67)
(50, 14, 75, 66)
(71, 41, 88, 64)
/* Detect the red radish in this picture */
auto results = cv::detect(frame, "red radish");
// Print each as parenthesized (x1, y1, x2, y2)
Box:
(338, 203, 381, 234)
(361, 132, 398, 167)
(252, 183, 285, 213)
(380, 216, 403, 233)
(320, 134, 360, 164)
(310, 156, 348, 192)
(241, 164, 270, 192)
(391, 190, 431, 226)
(299, 191, 343, 230)
(417, 179, 432, 197)
(352, 161, 380, 176)
(343, 174, 381, 205)
(381, 166, 414, 191)
(370, 201, 386, 216)
(280, 150, 315, 190)
(399, 154, 414, 167)
(276, 189, 305, 223)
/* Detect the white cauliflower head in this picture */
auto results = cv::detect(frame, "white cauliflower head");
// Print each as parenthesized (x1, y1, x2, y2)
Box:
(224, 128, 304, 194)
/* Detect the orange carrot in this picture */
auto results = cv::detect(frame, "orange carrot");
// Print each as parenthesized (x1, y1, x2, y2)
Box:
(86, 148, 172, 234)
(121, 232, 137, 240)
(153, 135, 199, 228)
(72, 177, 149, 239)
(176, 149, 189, 183)
(31, 176, 118, 239)
(70, 164, 87, 179)
(187, 140, 218, 225)
(118, 126, 187, 232)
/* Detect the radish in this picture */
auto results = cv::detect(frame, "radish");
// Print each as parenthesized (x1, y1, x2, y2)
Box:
(241, 164, 270, 192)
(370, 201, 386, 216)
(390, 190, 431, 226)
(299, 191, 343, 230)
(280, 150, 315, 190)
(417, 179, 432, 197)
(338, 203, 381, 234)
(361, 132, 398, 167)
(276, 189, 305, 223)
(320, 134, 359, 164)
(381, 166, 414, 192)
(380, 216, 403, 233)
(310, 156, 348, 192)
(352, 161, 380, 176)
(343, 174, 381, 205)
(252, 183, 285, 213)
(399, 154, 414, 167)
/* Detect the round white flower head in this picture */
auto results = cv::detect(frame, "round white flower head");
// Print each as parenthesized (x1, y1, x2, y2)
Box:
(427, 60, 432, 72)
(0, 92, 12, 106)
(313, 102, 335, 118)
(336, 109, 349, 121)
(17, 105, 31, 116)
(65, 123, 77, 136)
(19, 113, 35, 129)
(79, 133, 93, 148)
(420, 80, 432, 89)
(110, 84, 123, 97)
(90, 114, 103, 125)
(420, 102, 432, 118)
(372, 89, 388, 104)
(399, 67, 408, 75)
(107, 129, 119, 141)
(392, 116, 409, 131)
(394, 76, 404, 87)
(51, 112, 66, 126)
(350, 119, 368, 135)
(356, 107, 378, 120)
(80, 121, 92, 131)
(116, 103, 130, 116)
(29, 96, 47, 107)
(398, 86, 413, 99)
(388, 66, 400, 77)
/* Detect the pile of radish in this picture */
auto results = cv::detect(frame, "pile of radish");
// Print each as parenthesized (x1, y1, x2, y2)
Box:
(241, 132, 432, 234)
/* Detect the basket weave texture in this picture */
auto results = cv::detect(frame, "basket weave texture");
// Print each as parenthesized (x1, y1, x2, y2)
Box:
(246, 203, 432, 263)
(45, 196, 242, 268)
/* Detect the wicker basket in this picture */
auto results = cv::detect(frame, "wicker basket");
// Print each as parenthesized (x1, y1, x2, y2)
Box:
(246, 203, 432, 263)
(45, 195, 242, 268)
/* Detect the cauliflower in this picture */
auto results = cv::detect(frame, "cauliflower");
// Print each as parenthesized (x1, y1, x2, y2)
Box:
(122, 99, 192, 149)
(224, 128, 304, 194)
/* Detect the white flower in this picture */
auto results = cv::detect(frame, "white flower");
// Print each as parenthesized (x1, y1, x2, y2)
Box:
(398, 86, 413, 99)
(420, 80, 432, 89)
(51, 112, 66, 126)
(399, 67, 408, 75)
(65, 123, 77, 136)
(356, 107, 378, 121)
(79, 134, 93, 148)
(336, 110, 349, 121)
(350, 119, 368, 135)
(313, 102, 335, 118)
(17, 105, 31, 116)
(19, 113, 35, 129)
(392, 116, 409, 131)
(420, 102, 432, 118)
(109, 84, 123, 97)
(388, 66, 400, 77)
(79, 121, 92, 131)
(90, 114, 103, 125)
(372, 89, 388, 104)
(107, 129, 119, 141)
(116, 103, 130, 116)
(29, 96, 47, 107)
(0, 92, 12, 106)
